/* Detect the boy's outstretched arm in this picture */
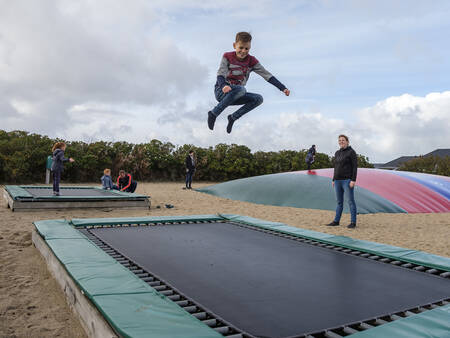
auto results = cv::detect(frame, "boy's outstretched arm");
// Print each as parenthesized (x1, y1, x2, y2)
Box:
(253, 62, 290, 96)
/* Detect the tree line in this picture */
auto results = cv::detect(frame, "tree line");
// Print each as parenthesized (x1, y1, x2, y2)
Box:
(0, 130, 376, 183)
(398, 156, 450, 176)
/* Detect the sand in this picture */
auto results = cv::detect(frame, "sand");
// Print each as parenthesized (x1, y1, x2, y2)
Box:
(1, 182, 449, 337)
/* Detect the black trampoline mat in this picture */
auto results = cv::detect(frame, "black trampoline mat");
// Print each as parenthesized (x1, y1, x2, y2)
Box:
(87, 222, 450, 337)
(24, 187, 124, 198)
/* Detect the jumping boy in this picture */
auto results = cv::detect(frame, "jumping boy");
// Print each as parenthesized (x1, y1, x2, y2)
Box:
(208, 32, 290, 133)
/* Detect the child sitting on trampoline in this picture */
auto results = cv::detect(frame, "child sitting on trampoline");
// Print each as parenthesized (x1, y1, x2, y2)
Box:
(101, 169, 118, 190)
(51, 142, 75, 196)
(207, 31, 290, 133)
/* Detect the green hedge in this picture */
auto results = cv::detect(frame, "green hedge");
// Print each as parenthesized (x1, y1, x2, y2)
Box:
(0, 130, 374, 183)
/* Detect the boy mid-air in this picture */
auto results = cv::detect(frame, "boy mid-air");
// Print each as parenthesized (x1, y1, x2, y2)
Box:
(208, 32, 290, 133)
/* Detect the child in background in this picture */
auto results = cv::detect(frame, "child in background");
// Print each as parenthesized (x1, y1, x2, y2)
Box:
(51, 142, 74, 196)
(101, 169, 118, 190)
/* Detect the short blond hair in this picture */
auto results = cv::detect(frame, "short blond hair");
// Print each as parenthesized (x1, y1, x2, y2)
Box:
(104, 168, 111, 175)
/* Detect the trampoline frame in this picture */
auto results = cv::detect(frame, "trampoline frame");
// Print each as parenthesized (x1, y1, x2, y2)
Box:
(33, 214, 450, 338)
(3, 185, 150, 211)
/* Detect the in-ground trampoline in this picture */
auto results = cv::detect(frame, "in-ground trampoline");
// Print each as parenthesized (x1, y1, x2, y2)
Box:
(33, 215, 450, 338)
(3, 185, 150, 211)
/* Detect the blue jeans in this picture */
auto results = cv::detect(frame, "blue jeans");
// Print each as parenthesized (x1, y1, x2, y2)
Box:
(334, 179, 357, 223)
(211, 85, 263, 120)
(186, 169, 195, 188)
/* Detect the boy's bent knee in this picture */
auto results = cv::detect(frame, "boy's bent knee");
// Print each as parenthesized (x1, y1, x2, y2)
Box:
(255, 94, 263, 105)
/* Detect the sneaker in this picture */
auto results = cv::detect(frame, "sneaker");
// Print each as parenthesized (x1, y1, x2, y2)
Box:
(226, 115, 235, 134)
(326, 221, 340, 226)
(347, 222, 356, 229)
(208, 111, 216, 130)
(54, 192, 60, 196)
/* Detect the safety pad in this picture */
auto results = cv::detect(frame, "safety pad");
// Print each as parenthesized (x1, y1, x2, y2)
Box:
(350, 304, 450, 338)
(4, 185, 33, 199)
(92, 293, 222, 338)
(70, 214, 223, 227)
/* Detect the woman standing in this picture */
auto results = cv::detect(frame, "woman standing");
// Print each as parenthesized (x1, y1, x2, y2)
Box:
(327, 135, 358, 228)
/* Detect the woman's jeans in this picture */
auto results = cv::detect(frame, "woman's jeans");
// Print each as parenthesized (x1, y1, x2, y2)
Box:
(211, 85, 263, 120)
(52, 170, 61, 192)
(186, 169, 195, 188)
(334, 179, 357, 223)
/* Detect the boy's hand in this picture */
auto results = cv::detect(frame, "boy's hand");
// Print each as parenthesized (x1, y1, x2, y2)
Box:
(69, 158, 75, 162)
(283, 89, 290, 96)
(222, 85, 232, 93)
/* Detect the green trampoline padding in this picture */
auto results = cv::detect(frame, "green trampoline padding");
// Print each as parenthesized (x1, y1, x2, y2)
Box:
(197, 173, 406, 214)
(5, 185, 147, 200)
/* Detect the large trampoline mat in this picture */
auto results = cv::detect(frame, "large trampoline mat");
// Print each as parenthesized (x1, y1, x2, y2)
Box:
(87, 222, 450, 337)
(23, 187, 127, 198)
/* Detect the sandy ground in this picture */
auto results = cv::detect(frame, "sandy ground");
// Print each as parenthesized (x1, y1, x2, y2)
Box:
(1, 182, 449, 337)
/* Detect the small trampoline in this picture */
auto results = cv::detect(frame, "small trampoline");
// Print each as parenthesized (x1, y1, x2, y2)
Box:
(3, 185, 150, 211)
(33, 215, 450, 338)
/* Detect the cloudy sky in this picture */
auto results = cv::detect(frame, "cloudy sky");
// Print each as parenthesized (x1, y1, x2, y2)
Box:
(1, 0, 449, 162)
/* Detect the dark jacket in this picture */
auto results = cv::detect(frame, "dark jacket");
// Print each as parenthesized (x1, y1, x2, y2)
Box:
(185, 155, 196, 170)
(333, 146, 357, 181)
(117, 173, 133, 191)
(305, 146, 316, 163)
(51, 149, 69, 172)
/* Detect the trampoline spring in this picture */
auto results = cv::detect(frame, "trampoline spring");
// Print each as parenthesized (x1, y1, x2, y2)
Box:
(160, 290, 174, 296)
(167, 295, 181, 301)
(135, 272, 149, 278)
(342, 327, 359, 334)
(390, 260, 402, 265)
(213, 326, 230, 334)
(148, 281, 161, 286)
(416, 307, 428, 313)
(425, 269, 438, 274)
(379, 258, 391, 263)
(142, 276, 155, 282)
(413, 266, 426, 272)
(350, 251, 361, 255)
(429, 304, 439, 309)
(121, 263, 131, 267)
(183, 305, 198, 313)
(324, 330, 344, 338)
(317, 243, 328, 247)
(192, 312, 207, 320)
(360, 253, 370, 258)
(440, 272, 450, 278)
(224, 334, 244, 338)
(132, 269, 144, 274)
(373, 318, 388, 325)
(175, 300, 190, 307)
(342, 249, 352, 253)
(325, 245, 335, 249)
(401, 263, 413, 268)
(358, 322, 374, 330)
(390, 314, 403, 320)
(202, 319, 217, 327)
(442, 300, 450, 305)
(368, 255, 380, 260)
(129, 266, 139, 270)
(333, 247, 344, 251)
(404, 311, 416, 317)
(153, 285, 168, 291)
